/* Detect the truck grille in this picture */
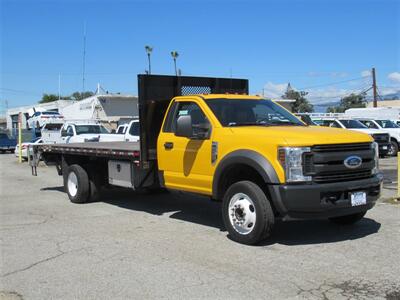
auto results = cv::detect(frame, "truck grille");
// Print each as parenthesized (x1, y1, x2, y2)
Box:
(304, 143, 374, 184)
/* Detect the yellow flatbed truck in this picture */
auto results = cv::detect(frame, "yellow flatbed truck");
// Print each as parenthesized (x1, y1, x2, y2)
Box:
(31, 75, 383, 244)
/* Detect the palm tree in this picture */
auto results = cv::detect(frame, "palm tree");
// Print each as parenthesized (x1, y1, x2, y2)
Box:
(170, 51, 179, 76)
(145, 45, 153, 74)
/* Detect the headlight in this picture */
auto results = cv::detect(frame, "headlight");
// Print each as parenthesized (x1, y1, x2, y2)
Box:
(372, 142, 379, 174)
(278, 147, 312, 183)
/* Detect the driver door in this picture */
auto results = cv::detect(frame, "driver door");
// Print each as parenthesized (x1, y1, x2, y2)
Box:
(157, 100, 214, 195)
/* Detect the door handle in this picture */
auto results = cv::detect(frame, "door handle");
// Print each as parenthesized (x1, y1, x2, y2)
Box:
(164, 142, 174, 149)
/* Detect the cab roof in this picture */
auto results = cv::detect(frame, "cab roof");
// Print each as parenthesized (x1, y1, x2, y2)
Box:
(174, 94, 263, 100)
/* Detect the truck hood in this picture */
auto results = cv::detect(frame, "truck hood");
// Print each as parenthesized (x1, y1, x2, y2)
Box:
(228, 125, 372, 146)
(349, 128, 387, 135)
(378, 128, 400, 138)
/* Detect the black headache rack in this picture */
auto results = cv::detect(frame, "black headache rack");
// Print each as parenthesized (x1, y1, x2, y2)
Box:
(138, 74, 249, 167)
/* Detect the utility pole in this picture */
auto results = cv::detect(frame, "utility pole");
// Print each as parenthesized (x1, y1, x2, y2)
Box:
(58, 73, 61, 100)
(82, 21, 87, 93)
(372, 67, 377, 108)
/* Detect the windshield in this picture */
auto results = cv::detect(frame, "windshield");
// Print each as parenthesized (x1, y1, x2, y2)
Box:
(0, 133, 9, 139)
(375, 120, 399, 128)
(340, 120, 368, 129)
(75, 125, 109, 135)
(205, 99, 305, 127)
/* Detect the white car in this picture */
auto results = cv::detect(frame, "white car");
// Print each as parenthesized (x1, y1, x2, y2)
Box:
(14, 137, 43, 160)
(357, 119, 400, 156)
(28, 111, 64, 129)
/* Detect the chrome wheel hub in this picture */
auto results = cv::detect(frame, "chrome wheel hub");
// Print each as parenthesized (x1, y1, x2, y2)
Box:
(67, 172, 78, 197)
(228, 193, 256, 235)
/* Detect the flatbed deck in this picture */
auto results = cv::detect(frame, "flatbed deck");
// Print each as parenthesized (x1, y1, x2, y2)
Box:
(37, 142, 140, 159)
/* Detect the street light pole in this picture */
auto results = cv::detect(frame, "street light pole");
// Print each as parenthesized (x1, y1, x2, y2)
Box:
(170, 51, 179, 76)
(145, 45, 153, 74)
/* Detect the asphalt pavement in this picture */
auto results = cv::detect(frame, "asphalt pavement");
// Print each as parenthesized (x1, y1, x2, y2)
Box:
(1, 154, 399, 300)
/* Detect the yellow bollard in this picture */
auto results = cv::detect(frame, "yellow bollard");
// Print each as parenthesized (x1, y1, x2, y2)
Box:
(18, 113, 22, 163)
(398, 154, 400, 198)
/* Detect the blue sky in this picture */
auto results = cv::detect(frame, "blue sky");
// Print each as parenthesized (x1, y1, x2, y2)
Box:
(1, 0, 399, 110)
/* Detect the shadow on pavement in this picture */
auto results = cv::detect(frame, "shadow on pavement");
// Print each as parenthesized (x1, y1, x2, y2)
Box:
(41, 186, 382, 246)
(259, 217, 381, 246)
(41, 186, 64, 192)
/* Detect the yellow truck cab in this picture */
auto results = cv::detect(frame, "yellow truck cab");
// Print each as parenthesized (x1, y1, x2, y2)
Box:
(32, 75, 383, 245)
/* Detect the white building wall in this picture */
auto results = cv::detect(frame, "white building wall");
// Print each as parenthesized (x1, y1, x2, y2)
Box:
(60, 95, 138, 123)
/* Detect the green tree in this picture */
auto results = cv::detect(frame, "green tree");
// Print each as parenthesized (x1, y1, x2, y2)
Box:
(326, 106, 344, 113)
(282, 83, 314, 113)
(326, 92, 366, 113)
(39, 94, 59, 103)
(71, 91, 94, 100)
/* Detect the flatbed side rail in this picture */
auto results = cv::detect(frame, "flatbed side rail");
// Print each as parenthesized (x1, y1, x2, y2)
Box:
(39, 144, 140, 160)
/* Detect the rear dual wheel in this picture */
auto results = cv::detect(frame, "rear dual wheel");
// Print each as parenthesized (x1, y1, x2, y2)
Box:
(65, 164, 101, 203)
(222, 181, 274, 245)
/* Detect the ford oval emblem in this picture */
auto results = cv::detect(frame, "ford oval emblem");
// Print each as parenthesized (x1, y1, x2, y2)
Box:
(344, 156, 362, 169)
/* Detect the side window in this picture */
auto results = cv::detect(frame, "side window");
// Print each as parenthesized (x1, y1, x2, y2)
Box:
(172, 102, 208, 133)
(331, 121, 341, 128)
(163, 102, 178, 132)
(61, 126, 67, 137)
(67, 126, 74, 135)
(129, 122, 140, 136)
(117, 126, 125, 134)
(322, 120, 333, 127)
(369, 122, 378, 129)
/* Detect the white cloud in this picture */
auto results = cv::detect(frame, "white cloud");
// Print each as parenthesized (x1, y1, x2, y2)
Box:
(261, 81, 372, 105)
(388, 72, 400, 83)
(261, 82, 288, 98)
(361, 70, 371, 77)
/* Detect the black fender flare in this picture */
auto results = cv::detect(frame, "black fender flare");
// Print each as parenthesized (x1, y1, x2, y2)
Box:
(212, 149, 280, 200)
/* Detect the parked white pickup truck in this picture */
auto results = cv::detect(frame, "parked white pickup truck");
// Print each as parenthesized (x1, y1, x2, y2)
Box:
(60, 122, 112, 143)
(356, 119, 400, 156)
(313, 118, 391, 157)
(101, 120, 140, 142)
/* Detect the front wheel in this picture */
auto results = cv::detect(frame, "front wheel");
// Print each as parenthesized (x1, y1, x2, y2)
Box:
(388, 141, 398, 157)
(329, 212, 366, 225)
(222, 181, 274, 245)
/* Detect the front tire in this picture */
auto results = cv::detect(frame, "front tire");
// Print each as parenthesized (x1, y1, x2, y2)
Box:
(222, 181, 274, 245)
(65, 164, 90, 203)
(388, 140, 398, 157)
(329, 212, 366, 225)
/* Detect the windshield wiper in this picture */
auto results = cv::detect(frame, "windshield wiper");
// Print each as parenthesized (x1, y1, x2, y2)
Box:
(228, 122, 261, 127)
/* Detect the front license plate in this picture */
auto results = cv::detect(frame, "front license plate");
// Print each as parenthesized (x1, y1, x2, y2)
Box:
(351, 191, 366, 206)
(382, 146, 388, 150)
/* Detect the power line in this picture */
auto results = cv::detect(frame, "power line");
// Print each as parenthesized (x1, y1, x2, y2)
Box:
(0, 87, 42, 96)
(298, 76, 368, 90)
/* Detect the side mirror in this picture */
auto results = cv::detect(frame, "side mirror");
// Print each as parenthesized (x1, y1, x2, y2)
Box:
(175, 115, 193, 138)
